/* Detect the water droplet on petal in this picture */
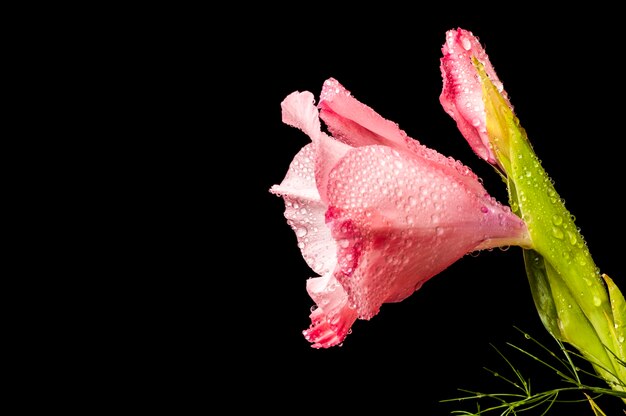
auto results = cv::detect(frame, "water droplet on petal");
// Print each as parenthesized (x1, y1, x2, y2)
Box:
(461, 36, 471, 50)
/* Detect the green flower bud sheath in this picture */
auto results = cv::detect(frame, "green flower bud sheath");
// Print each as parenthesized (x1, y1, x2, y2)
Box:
(477, 60, 626, 396)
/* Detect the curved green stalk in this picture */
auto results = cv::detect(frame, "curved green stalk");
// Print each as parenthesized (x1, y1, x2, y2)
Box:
(475, 59, 626, 398)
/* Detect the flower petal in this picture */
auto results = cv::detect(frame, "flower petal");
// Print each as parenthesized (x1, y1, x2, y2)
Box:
(279, 89, 353, 204)
(439, 28, 511, 167)
(319, 77, 488, 198)
(281, 90, 321, 141)
(318, 78, 411, 150)
(314, 133, 353, 204)
(270, 144, 337, 276)
(303, 273, 358, 349)
(325, 144, 529, 319)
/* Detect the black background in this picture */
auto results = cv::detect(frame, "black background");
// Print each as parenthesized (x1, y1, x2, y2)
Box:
(207, 10, 625, 416)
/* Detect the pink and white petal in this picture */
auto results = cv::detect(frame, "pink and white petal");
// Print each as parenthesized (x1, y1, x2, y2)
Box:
(314, 132, 353, 204)
(472, 199, 532, 251)
(318, 78, 411, 151)
(450, 29, 510, 107)
(281, 91, 322, 141)
(439, 96, 489, 163)
(327, 206, 481, 319)
(343, 226, 470, 316)
(439, 29, 513, 167)
(318, 78, 486, 197)
(401, 138, 490, 197)
(279, 88, 355, 205)
(303, 273, 358, 349)
(325, 145, 492, 228)
(440, 50, 490, 162)
(270, 144, 337, 276)
(325, 144, 529, 318)
(270, 143, 317, 199)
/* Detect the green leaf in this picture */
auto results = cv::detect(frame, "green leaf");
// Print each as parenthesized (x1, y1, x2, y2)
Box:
(523, 249, 560, 337)
(603, 274, 626, 391)
(544, 261, 617, 382)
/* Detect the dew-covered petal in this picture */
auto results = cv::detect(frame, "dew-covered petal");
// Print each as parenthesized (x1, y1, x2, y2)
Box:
(314, 132, 352, 204)
(281, 90, 321, 141)
(325, 144, 529, 318)
(270, 143, 317, 200)
(303, 273, 358, 348)
(319, 77, 488, 198)
(279, 88, 353, 204)
(270, 144, 337, 276)
(439, 28, 511, 166)
(318, 78, 412, 151)
(397, 138, 490, 199)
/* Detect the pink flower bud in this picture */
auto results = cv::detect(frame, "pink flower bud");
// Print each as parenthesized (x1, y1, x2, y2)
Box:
(440, 28, 514, 171)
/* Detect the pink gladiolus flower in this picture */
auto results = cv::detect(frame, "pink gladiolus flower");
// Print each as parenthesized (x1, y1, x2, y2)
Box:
(270, 78, 531, 348)
(439, 28, 514, 171)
